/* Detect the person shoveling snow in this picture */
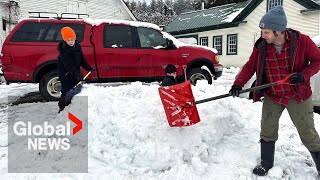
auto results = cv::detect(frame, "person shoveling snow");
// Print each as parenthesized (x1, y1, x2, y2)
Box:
(229, 6, 320, 177)
(57, 26, 94, 113)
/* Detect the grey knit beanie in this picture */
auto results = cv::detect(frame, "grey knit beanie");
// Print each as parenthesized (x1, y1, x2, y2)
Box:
(259, 6, 287, 32)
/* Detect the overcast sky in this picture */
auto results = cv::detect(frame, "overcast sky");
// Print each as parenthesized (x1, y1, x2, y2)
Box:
(133, 0, 152, 5)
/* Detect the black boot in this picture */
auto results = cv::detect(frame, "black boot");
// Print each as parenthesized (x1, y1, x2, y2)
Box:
(253, 139, 275, 176)
(58, 95, 66, 113)
(58, 95, 72, 113)
(310, 151, 320, 176)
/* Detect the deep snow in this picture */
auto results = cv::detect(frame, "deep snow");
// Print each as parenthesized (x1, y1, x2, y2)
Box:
(0, 68, 319, 179)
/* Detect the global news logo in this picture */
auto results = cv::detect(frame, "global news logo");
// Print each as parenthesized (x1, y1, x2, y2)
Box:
(12, 112, 82, 151)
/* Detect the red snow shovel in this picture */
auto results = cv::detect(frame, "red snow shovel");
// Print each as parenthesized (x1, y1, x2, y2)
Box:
(158, 73, 294, 127)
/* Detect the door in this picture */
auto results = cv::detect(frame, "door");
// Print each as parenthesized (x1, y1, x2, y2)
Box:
(136, 27, 179, 77)
(96, 24, 139, 78)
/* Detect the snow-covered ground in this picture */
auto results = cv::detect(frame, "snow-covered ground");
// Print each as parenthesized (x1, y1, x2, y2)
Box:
(0, 68, 319, 179)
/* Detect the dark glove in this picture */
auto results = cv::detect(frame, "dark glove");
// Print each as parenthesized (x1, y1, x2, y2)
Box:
(229, 85, 242, 97)
(75, 73, 83, 82)
(289, 73, 304, 84)
(90, 68, 95, 72)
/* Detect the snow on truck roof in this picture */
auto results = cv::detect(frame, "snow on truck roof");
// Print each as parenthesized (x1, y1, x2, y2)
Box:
(18, 18, 161, 30)
(84, 18, 160, 30)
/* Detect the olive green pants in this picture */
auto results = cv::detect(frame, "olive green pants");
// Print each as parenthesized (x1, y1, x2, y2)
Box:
(260, 95, 320, 152)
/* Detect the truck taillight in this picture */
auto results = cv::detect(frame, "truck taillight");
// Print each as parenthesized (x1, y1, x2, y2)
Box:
(215, 55, 219, 63)
(1, 53, 13, 65)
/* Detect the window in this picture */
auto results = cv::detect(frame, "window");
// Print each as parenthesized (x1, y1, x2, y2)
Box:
(10, 22, 85, 42)
(137, 27, 166, 48)
(104, 25, 133, 48)
(227, 34, 237, 55)
(67, 1, 87, 14)
(213, 36, 222, 55)
(200, 37, 208, 46)
(2, 19, 6, 31)
(267, 0, 282, 11)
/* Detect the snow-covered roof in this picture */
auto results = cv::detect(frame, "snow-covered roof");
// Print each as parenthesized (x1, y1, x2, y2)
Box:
(312, 0, 320, 5)
(165, 0, 320, 35)
(164, 0, 251, 34)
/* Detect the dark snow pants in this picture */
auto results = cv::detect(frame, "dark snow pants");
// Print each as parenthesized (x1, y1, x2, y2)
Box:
(260, 95, 320, 152)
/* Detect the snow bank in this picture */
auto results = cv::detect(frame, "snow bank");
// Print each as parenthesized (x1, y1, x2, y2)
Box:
(0, 68, 319, 179)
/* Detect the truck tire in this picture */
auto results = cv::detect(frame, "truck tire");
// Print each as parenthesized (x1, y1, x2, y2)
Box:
(39, 70, 61, 101)
(187, 68, 212, 85)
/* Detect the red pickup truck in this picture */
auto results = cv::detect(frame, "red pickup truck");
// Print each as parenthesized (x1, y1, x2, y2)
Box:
(1, 18, 223, 101)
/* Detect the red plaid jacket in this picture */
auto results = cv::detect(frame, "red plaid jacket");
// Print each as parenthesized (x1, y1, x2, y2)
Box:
(264, 35, 301, 105)
(233, 29, 320, 102)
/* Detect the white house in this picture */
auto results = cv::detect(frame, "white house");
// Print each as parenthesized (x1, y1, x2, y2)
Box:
(164, 0, 320, 67)
(0, 0, 136, 49)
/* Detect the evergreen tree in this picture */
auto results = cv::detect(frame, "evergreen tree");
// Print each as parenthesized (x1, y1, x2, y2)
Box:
(124, 0, 130, 7)
(194, 0, 248, 10)
(156, 0, 164, 13)
(142, 0, 147, 11)
(174, 0, 187, 15)
(130, 0, 137, 10)
(137, 1, 142, 11)
(150, 0, 157, 12)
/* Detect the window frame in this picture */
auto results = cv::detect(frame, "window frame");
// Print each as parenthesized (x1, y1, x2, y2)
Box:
(199, 37, 208, 47)
(136, 27, 167, 49)
(10, 22, 85, 42)
(267, 0, 283, 11)
(213, 35, 222, 55)
(2, 18, 6, 31)
(227, 34, 237, 55)
(103, 25, 135, 48)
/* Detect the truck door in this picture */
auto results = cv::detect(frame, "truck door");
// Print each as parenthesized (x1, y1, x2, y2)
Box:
(95, 24, 138, 78)
(136, 27, 179, 77)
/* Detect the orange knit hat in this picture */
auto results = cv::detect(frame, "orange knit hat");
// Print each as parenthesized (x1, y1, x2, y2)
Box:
(61, 26, 76, 41)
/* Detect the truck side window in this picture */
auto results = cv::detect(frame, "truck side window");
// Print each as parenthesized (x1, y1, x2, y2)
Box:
(104, 25, 133, 48)
(11, 22, 50, 42)
(137, 27, 166, 48)
(10, 22, 85, 42)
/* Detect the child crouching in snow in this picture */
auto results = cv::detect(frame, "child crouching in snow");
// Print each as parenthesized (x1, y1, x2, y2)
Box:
(161, 64, 178, 86)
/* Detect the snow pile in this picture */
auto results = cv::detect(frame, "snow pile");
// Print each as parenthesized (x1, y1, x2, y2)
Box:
(0, 68, 319, 179)
(82, 81, 244, 174)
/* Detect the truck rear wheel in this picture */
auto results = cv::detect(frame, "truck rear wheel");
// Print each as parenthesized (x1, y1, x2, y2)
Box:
(39, 70, 61, 101)
(187, 68, 212, 85)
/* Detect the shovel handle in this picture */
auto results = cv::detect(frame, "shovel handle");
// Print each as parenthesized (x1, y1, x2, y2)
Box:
(194, 73, 295, 105)
(73, 71, 92, 87)
(83, 71, 92, 80)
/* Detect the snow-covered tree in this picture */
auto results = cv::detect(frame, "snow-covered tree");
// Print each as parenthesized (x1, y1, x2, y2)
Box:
(141, 0, 147, 11)
(127, 0, 246, 26)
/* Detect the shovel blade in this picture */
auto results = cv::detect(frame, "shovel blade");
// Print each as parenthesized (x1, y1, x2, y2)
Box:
(65, 83, 83, 102)
(158, 81, 200, 127)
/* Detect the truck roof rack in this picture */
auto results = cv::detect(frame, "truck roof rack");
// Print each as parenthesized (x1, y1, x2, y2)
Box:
(28, 12, 89, 20)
